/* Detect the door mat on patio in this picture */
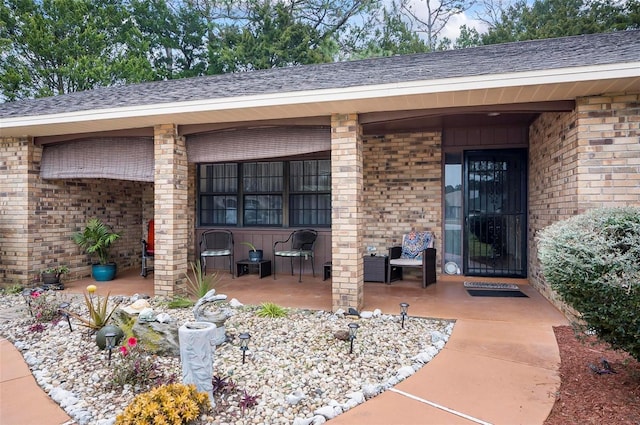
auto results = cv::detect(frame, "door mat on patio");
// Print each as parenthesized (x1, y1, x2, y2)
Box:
(463, 281, 519, 290)
(466, 289, 528, 298)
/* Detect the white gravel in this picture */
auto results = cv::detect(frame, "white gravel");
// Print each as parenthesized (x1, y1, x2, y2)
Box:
(0, 290, 454, 424)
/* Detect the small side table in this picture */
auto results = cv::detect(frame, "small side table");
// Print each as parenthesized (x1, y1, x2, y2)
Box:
(236, 259, 272, 278)
(364, 255, 401, 283)
(323, 262, 332, 281)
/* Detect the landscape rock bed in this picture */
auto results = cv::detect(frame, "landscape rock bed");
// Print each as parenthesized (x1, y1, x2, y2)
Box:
(0, 293, 454, 424)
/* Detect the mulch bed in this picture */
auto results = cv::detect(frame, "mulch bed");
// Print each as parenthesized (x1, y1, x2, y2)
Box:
(544, 326, 640, 425)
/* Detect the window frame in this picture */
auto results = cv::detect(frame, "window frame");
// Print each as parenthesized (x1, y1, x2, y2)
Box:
(197, 158, 331, 228)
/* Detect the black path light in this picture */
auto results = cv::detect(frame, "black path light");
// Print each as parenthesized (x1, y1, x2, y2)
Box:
(400, 302, 410, 329)
(104, 331, 117, 366)
(21, 288, 33, 316)
(58, 302, 73, 332)
(239, 332, 251, 364)
(348, 322, 359, 354)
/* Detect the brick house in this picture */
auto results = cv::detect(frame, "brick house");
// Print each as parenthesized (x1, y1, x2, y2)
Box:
(1, 31, 639, 312)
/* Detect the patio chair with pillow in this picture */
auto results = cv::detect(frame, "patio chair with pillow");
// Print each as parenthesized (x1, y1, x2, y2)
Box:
(200, 229, 234, 277)
(141, 220, 155, 278)
(388, 231, 436, 287)
(273, 229, 318, 283)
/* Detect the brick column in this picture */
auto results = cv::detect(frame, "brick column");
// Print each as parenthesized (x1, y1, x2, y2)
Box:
(331, 114, 364, 311)
(0, 137, 40, 285)
(153, 125, 189, 296)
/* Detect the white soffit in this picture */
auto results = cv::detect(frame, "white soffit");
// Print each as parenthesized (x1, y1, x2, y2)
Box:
(1, 62, 639, 137)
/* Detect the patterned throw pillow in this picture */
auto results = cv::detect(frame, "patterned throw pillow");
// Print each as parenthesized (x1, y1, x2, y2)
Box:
(401, 231, 432, 259)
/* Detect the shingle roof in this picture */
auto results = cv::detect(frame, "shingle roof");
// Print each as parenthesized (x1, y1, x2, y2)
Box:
(1, 30, 639, 119)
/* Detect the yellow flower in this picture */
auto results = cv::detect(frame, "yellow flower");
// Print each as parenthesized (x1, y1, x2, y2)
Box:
(87, 284, 97, 294)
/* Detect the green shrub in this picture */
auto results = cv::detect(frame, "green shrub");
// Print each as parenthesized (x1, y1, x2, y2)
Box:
(537, 207, 640, 361)
(256, 302, 288, 318)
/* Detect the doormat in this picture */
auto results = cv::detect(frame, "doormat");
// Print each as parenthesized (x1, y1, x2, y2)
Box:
(466, 289, 528, 298)
(463, 281, 519, 290)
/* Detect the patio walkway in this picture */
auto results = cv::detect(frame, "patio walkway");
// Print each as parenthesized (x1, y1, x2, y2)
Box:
(0, 269, 568, 425)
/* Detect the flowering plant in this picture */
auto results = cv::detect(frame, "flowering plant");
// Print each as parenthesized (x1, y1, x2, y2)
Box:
(66, 285, 121, 330)
(29, 290, 61, 323)
(111, 337, 164, 388)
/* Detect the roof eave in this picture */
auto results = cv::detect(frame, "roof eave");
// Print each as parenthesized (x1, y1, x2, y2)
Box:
(2, 62, 639, 138)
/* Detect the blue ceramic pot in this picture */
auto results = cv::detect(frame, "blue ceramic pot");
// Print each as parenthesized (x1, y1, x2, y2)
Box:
(92, 264, 117, 281)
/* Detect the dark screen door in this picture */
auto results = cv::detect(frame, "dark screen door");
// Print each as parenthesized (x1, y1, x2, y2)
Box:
(464, 150, 527, 277)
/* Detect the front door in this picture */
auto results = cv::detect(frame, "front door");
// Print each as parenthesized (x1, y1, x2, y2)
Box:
(463, 150, 527, 277)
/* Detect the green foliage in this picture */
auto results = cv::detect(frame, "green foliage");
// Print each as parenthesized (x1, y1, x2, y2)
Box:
(167, 295, 195, 309)
(115, 383, 210, 425)
(4, 283, 24, 295)
(72, 218, 121, 265)
(0, 0, 153, 101)
(41, 265, 69, 275)
(240, 242, 258, 252)
(256, 302, 288, 318)
(537, 207, 640, 361)
(482, 0, 639, 45)
(185, 260, 219, 299)
(67, 289, 121, 330)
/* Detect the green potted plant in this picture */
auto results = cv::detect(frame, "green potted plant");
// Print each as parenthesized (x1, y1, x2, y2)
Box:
(40, 265, 69, 288)
(240, 241, 263, 262)
(72, 217, 121, 281)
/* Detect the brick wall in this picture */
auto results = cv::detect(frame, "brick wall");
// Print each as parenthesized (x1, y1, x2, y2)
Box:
(528, 111, 580, 310)
(0, 137, 145, 285)
(529, 93, 640, 314)
(362, 132, 442, 274)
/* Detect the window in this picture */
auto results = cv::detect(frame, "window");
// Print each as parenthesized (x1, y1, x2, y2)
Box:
(199, 163, 238, 225)
(243, 162, 283, 226)
(289, 160, 331, 226)
(198, 159, 331, 227)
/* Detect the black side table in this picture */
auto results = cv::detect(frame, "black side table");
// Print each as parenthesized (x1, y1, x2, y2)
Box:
(236, 259, 272, 278)
(364, 255, 401, 283)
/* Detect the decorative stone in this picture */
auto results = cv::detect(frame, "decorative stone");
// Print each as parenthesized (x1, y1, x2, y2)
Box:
(131, 318, 180, 357)
(122, 299, 151, 314)
(359, 311, 373, 319)
(333, 330, 349, 341)
(285, 390, 306, 405)
(229, 298, 243, 307)
(156, 312, 171, 323)
(396, 366, 415, 380)
(95, 325, 124, 350)
(138, 308, 155, 322)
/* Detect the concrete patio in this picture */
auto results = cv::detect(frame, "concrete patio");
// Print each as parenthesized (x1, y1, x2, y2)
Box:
(1, 269, 568, 425)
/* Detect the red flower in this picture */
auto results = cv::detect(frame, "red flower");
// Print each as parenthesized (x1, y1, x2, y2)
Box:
(31, 292, 40, 298)
(119, 346, 128, 355)
(128, 337, 137, 348)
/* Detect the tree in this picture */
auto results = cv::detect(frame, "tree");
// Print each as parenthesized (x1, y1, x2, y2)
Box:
(482, 0, 639, 44)
(129, 0, 210, 80)
(0, 0, 153, 101)
(213, 1, 335, 72)
(454, 24, 482, 48)
(394, 0, 474, 50)
(351, 4, 430, 58)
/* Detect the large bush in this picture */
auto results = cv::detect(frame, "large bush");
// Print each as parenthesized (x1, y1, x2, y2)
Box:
(537, 207, 640, 361)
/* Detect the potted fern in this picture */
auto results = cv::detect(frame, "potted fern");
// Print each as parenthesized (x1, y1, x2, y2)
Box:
(72, 218, 121, 281)
(241, 242, 263, 262)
